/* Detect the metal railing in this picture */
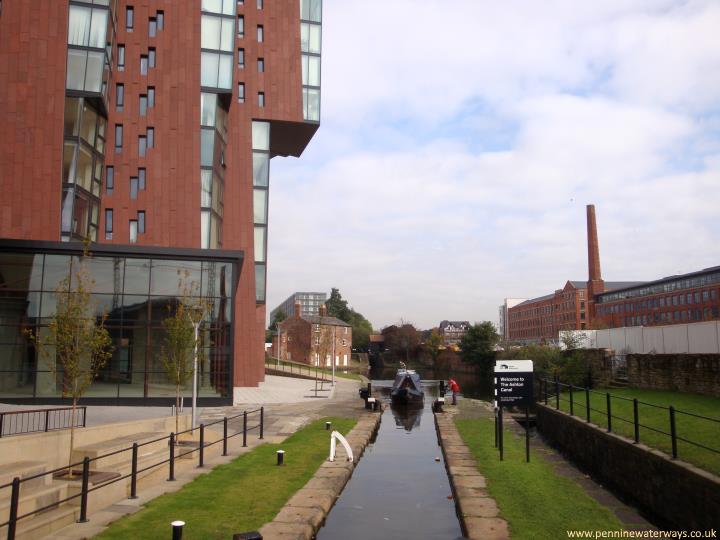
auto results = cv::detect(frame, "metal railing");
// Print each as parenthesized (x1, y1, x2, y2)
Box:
(539, 378, 720, 467)
(0, 407, 264, 540)
(265, 358, 353, 380)
(0, 407, 87, 438)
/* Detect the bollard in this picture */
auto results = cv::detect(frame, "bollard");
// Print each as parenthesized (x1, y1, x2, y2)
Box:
(585, 387, 591, 423)
(277, 450, 285, 466)
(439, 380, 446, 397)
(8, 477, 20, 540)
(633, 399, 640, 443)
(78, 457, 90, 523)
(365, 397, 374, 410)
(606, 393, 612, 433)
(223, 417, 228, 456)
(130, 442, 138, 499)
(243, 411, 248, 447)
(168, 432, 176, 481)
(373, 399, 380, 412)
(199, 424, 205, 467)
(325, 421, 331, 430)
(260, 407, 264, 439)
(669, 406, 678, 459)
(171, 520, 185, 540)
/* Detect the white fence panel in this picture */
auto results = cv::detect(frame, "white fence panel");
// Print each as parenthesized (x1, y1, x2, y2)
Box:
(686, 322, 720, 354)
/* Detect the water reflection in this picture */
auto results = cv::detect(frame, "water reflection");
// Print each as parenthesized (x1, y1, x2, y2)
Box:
(370, 365, 493, 402)
(316, 379, 462, 540)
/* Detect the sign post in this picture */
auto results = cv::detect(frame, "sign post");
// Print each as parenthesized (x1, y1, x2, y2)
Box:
(494, 360, 534, 463)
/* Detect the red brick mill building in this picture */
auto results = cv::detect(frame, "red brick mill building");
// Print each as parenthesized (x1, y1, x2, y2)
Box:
(0, 0, 323, 404)
(506, 205, 719, 344)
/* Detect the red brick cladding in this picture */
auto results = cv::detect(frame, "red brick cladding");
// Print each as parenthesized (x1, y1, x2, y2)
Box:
(0, 1, 69, 240)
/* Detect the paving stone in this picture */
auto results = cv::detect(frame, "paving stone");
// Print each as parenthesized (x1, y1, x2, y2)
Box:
(304, 475, 348, 493)
(445, 458, 478, 468)
(315, 466, 351, 480)
(464, 516, 510, 540)
(258, 521, 314, 540)
(459, 496, 499, 518)
(449, 465, 484, 477)
(285, 488, 337, 513)
(274, 505, 326, 529)
(453, 474, 487, 489)
(454, 485, 491, 499)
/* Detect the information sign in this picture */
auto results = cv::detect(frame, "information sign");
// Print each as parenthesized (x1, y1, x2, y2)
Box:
(494, 360, 534, 407)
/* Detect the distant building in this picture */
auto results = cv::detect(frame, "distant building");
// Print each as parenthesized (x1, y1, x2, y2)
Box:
(278, 304, 352, 366)
(593, 267, 720, 328)
(270, 292, 328, 321)
(439, 320, 470, 345)
(498, 298, 526, 340)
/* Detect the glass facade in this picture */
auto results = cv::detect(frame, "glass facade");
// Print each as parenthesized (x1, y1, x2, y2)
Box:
(300, 0, 322, 121)
(0, 247, 236, 402)
(252, 121, 270, 303)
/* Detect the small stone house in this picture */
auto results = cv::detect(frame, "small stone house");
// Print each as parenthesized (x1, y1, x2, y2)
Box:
(278, 303, 352, 366)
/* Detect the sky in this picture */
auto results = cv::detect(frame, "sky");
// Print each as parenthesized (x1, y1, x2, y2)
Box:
(267, 0, 720, 331)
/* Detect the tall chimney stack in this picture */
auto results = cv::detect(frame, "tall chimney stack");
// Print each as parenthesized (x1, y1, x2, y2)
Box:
(586, 204, 605, 324)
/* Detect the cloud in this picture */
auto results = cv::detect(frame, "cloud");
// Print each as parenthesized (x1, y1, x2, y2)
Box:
(267, 0, 720, 330)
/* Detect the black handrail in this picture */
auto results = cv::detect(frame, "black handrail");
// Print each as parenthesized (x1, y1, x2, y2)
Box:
(0, 406, 266, 539)
(0, 406, 87, 438)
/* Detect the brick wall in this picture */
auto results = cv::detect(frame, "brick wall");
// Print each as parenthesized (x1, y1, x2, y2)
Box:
(627, 354, 720, 397)
(536, 404, 720, 530)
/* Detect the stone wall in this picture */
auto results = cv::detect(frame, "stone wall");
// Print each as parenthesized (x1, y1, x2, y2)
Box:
(536, 404, 720, 530)
(627, 354, 720, 397)
(582, 349, 614, 388)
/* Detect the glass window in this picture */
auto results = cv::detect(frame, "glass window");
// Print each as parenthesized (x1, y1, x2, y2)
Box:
(148, 87, 155, 107)
(238, 82, 245, 102)
(201, 170, 212, 207)
(200, 51, 219, 87)
(126, 6, 134, 30)
(139, 94, 147, 116)
(117, 44, 125, 70)
(218, 54, 233, 89)
(257, 25, 263, 42)
(105, 209, 113, 239)
(130, 176, 138, 199)
(149, 18, 157, 37)
(301, 23, 321, 54)
(149, 48, 156, 68)
(140, 55, 148, 75)
(252, 153, 269, 186)
(258, 58, 264, 72)
(138, 211, 145, 233)
(254, 226, 266, 262)
(115, 83, 124, 110)
(255, 263, 266, 303)
(302, 54, 320, 86)
(129, 220, 138, 243)
(68, 5, 91, 46)
(200, 129, 215, 166)
(303, 87, 320, 121)
(238, 48, 244, 68)
(157, 11, 164, 30)
(66, 49, 87, 91)
(202, 0, 234, 15)
(115, 124, 123, 151)
(106, 166, 114, 193)
(253, 189, 267, 224)
(252, 121, 270, 150)
(201, 15, 221, 49)
(258, 91, 265, 107)
(147, 127, 154, 148)
(200, 92, 217, 126)
(201, 210, 210, 249)
(84, 50, 104, 92)
(257, 0, 263, 9)
(89, 8, 108, 48)
(138, 168, 146, 189)
(139, 135, 146, 157)
(237, 15, 244, 36)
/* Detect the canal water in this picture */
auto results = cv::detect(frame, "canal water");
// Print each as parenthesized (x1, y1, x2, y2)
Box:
(315, 379, 464, 540)
(369, 366, 493, 401)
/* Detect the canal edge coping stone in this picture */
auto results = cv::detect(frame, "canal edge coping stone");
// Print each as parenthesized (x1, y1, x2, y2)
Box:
(258, 408, 383, 540)
(434, 407, 510, 540)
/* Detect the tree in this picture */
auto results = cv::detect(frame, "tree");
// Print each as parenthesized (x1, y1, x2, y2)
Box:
(159, 277, 211, 433)
(28, 251, 114, 477)
(383, 321, 420, 363)
(459, 321, 499, 372)
(268, 308, 286, 332)
(325, 287, 373, 351)
(426, 328, 445, 365)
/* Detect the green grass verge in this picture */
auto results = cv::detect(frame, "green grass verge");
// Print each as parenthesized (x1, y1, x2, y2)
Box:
(266, 359, 364, 381)
(96, 417, 356, 540)
(549, 387, 720, 476)
(456, 417, 625, 539)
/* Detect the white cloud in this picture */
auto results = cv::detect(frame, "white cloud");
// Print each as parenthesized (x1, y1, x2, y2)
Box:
(267, 0, 720, 330)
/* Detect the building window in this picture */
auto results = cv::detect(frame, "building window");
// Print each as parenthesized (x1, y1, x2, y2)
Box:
(138, 211, 146, 233)
(257, 58, 264, 72)
(257, 0, 263, 9)
(157, 11, 164, 30)
(117, 44, 125, 71)
(258, 92, 265, 107)
(129, 220, 138, 243)
(115, 84, 124, 111)
(257, 25, 263, 42)
(148, 87, 155, 107)
(238, 82, 245, 102)
(138, 168, 146, 189)
(130, 176, 138, 199)
(238, 48, 245, 68)
(139, 135, 146, 157)
(147, 127, 154, 148)
(105, 209, 113, 239)
(126, 6, 134, 31)
(140, 55, 148, 75)
(115, 124, 123, 152)
(139, 94, 147, 116)
(149, 17, 157, 37)
(238, 16, 244, 36)
(149, 48, 156, 68)
(106, 166, 114, 194)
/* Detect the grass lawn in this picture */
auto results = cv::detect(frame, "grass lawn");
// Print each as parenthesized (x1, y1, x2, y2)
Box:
(96, 417, 356, 540)
(266, 358, 365, 381)
(548, 387, 720, 476)
(456, 417, 625, 539)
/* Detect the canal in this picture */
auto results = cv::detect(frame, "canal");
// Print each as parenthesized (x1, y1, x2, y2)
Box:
(315, 379, 464, 540)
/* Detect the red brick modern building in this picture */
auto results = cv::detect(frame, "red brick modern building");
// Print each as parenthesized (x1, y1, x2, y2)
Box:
(277, 304, 352, 367)
(0, 0, 322, 403)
